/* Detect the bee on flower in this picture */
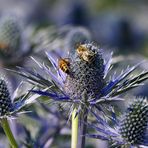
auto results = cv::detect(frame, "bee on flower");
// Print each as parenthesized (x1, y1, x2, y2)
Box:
(9, 42, 148, 148)
(76, 44, 96, 63)
(58, 58, 71, 74)
(10, 42, 148, 114)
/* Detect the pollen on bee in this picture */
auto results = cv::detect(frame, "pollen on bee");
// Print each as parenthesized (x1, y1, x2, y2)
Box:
(76, 44, 96, 63)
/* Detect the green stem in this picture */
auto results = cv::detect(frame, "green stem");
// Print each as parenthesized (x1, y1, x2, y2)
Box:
(71, 108, 79, 148)
(77, 108, 88, 148)
(1, 118, 18, 148)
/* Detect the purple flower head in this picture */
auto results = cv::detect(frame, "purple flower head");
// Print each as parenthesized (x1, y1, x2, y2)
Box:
(10, 42, 148, 116)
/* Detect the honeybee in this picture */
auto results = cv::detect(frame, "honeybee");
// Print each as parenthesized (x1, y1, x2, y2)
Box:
(76, 44, 95, 62)
(58, 58, 70, 74)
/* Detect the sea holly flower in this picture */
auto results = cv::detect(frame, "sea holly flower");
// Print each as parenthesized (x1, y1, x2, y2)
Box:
(10, 43, 148, 109)
(119, 98, 148, 146)
(0, 79, 41, 118)
(86, 97, 148, 147)
(0, 78, 41, 147)
(0, 79, 13, 117)
(9, 42, 148, 147)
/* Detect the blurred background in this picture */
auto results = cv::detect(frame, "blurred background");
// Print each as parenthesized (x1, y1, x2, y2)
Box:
(0, 0, 148, 147)
(0, 0, 148, 54)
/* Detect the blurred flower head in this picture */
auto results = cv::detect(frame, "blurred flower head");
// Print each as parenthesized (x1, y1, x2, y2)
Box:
(0, 14, 31, 67)
(0, 15, 21, 56)
(33, 26, 91, 58)
(64, 27, 91, 57)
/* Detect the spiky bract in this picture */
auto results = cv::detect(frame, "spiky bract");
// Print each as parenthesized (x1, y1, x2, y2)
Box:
(64, 43, 105, 101)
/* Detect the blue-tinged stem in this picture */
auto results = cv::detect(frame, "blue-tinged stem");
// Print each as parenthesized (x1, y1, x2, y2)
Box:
(1, 118, 18, 148)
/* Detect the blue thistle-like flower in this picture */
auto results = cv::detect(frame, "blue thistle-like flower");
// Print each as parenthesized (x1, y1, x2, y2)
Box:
(86, 98, 148, 147)
(9, 43, 148, 115)
(0, 78, 41, 119)
(119, 98, 148, 146)
(0, 79, 13, 116)
(64, 44, 105, 101)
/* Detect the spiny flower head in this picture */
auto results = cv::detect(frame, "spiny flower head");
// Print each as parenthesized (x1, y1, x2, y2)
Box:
(64, 43, 105, 101)
(0, 79, 13, 116)
(0, 78, 40, 119)
(119, 98, 148, 145)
